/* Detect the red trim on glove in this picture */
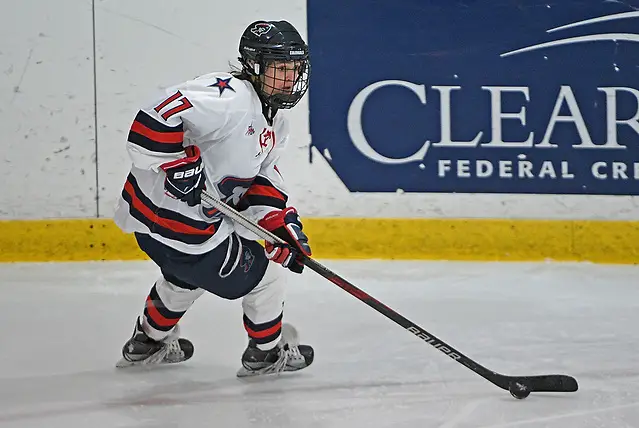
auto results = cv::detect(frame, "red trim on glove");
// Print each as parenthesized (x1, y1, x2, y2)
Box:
(160, 145, 201, 171)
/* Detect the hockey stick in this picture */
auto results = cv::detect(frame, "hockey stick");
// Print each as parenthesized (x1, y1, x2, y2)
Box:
(201, 190, 578, 398)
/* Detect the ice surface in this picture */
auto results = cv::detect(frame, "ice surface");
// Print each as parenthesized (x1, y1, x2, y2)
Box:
(1, 259, 638, 428)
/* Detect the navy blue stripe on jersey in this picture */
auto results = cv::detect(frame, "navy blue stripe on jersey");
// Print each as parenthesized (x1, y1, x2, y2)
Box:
(122, 173, 217, 245)
(128, 110, 184, 154)
(144, 283, 187, 331)
(243, 312, 283, 346)
(238, 176, 288, 211)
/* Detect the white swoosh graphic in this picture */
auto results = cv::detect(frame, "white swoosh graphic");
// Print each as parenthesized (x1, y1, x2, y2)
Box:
(547, 11, 639, 33)
(500, 33, 639, 57)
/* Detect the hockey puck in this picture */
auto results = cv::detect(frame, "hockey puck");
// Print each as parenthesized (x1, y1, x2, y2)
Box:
(509, 381, 531, 400)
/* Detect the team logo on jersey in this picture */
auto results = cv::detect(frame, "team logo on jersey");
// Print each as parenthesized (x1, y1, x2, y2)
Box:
(201, 176, 254, 219)
(240, 247, 255, 273)
(250, 23, 273, 37)
(209, 77, 235, 96)
(257, 128, 275, 157)
(246, 123, 255, 136)
(218, 176, 254, 206)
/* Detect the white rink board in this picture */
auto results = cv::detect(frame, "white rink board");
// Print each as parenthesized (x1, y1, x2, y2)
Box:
(0, 0, 637, 220)
(0, 0, 96, 218)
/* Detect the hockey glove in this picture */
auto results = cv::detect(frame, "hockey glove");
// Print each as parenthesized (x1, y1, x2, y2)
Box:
(160, 145, 206, 207)
(258, 207, 312, 274)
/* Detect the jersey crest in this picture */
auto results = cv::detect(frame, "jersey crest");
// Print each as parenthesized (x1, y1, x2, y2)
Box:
(257, 128, 275, 157)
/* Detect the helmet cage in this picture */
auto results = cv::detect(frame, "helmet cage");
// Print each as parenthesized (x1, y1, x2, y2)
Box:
(239, 45, 310, 109)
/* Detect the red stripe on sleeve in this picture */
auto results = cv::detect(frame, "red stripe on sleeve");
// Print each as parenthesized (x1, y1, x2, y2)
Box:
(130, 120, 184, 144)
(244, 184, 286, 201)
(124, 182, 215, 236)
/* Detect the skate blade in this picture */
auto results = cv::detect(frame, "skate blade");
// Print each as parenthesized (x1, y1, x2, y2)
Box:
(115, 352, 175, 368)
(236, 366, 287, 377)
(236, 366, 261, 377)
(236, 364, 307, 378)
(115, 357, 136, 368)
(115, 359, 179, 369)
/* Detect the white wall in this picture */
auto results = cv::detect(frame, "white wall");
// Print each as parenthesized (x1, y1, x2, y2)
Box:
(1, 0, 637, 220)
(0, 0, 96, 218)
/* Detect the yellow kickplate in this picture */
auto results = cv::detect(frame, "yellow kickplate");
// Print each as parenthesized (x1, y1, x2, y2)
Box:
(0, 218, 637, 264)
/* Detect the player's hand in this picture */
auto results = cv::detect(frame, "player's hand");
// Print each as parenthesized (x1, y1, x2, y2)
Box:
(160, 145, 206, 207)
(258, 207, 311, 273)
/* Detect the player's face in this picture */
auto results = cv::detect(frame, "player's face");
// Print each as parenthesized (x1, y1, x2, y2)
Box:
(261, 61, 301, 95)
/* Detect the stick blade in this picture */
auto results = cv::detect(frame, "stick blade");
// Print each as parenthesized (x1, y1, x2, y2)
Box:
(512, 374, 578, 393)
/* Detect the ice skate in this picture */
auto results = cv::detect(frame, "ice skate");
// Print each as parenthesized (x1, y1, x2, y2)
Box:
(237, 323, 314, 377)
(115, 317, 194, 368)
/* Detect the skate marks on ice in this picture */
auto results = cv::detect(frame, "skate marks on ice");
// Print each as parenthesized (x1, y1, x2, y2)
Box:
(1, 260, 639, 427)
(476, 401, 639, 428)
(0, 366, 460, 427)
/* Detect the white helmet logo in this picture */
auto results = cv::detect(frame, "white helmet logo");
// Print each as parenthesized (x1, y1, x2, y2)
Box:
(250, 23, 273, 37)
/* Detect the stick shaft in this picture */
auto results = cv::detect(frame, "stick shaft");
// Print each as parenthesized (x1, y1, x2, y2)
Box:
(200, 190, 578, 394)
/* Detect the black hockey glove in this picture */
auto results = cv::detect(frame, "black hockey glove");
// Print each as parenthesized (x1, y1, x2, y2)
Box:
(258, 207, 312, 274)
(160, 145, 206, 207)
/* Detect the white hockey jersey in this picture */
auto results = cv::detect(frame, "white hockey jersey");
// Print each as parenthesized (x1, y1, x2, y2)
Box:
(114, 72, 291, 255)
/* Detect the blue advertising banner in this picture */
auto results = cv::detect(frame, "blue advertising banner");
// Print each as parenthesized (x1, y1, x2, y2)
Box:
(307, 0, 639, 194)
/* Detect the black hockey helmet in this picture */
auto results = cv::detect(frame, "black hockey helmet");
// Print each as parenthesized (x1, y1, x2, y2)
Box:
(238, 20, 310, 109)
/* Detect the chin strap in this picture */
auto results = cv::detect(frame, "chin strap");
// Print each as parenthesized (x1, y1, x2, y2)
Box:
(260, 101, 277, 124)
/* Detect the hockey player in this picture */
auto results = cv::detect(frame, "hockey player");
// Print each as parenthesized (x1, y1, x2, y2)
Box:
(113, 20, 314, 376)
